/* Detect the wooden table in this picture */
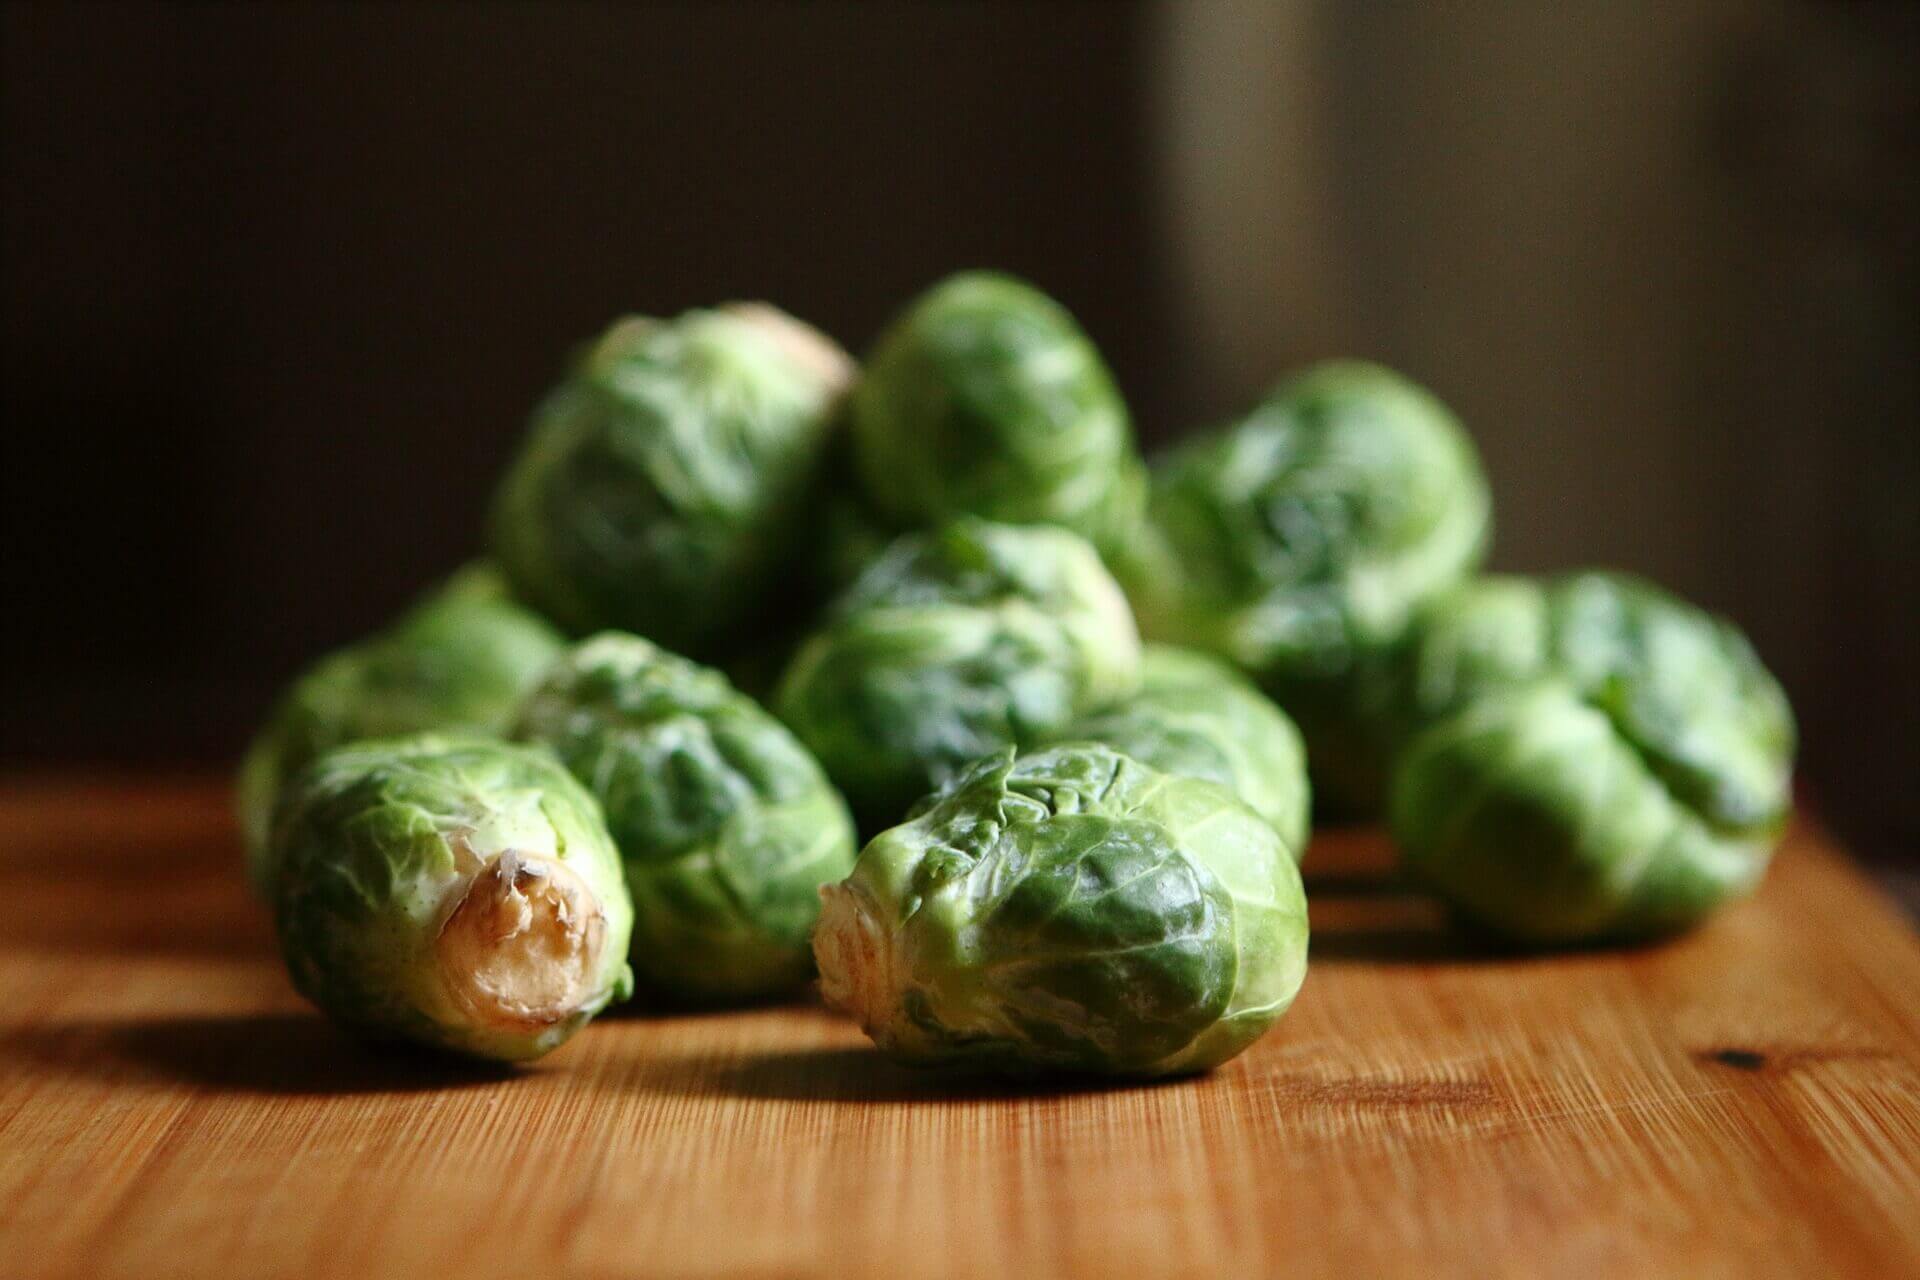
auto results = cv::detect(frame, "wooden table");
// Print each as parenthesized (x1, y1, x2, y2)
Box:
(3, 776, 1916, 1280)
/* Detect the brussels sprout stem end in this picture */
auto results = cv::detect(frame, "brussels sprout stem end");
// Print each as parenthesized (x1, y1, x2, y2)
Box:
(813, 883, 897, 1039)
(437, 850, 610, 1033)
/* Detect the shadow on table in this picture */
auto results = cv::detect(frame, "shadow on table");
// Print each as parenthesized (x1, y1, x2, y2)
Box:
(1306, 926, 1513, 964)
(1, 1013, 519, 1095)
(1300, 864, 1516, 965)
(1304, 882, 1695, 966)
(598, 983, 827, 1022)
(633, 1043, 1199, 1105)
(1301, 869, 1423, 899)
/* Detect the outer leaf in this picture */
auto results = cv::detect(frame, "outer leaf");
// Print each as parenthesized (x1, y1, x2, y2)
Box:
(1391, 683, 1780, 943)
(1119, 362, 1491, 814)
(1383, 572, 1796, 818)
(850, 271, 1146, 558)
(814, 744, 1308, 1077)
(490, 305, 851, 652)
(517, 633, 857, 1000)
(776, 520, 1141, 825)
(1047, 645, 1310, 857)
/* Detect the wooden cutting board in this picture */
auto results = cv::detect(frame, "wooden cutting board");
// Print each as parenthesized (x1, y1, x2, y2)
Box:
(2, 776, 1916, 1280)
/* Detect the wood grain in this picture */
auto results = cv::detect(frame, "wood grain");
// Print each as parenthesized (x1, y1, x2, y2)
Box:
(1, 775, 1916, 1280)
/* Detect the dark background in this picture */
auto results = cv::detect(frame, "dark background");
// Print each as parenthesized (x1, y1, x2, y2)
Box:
(4, 3, 1916, 874)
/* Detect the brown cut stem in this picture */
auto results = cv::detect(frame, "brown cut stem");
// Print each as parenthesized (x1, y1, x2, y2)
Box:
(436, 851, 607, 1032)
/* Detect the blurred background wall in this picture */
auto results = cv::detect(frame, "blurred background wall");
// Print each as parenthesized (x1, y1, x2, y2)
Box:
(4, 2, 1915, 868)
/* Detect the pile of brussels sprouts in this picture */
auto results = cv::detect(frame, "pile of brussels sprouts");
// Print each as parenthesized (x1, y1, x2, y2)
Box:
(242, 271, 1794, 1075)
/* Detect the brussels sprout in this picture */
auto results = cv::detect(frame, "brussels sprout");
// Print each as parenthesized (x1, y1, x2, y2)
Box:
(1046, 645, 1310, 857)
(1355, 574, 1561, 770)
(490, 304, 852, 652)
(814, 744, 1308, 1077)
(1120, 361, 1491, 814)
(516, 633, 857, 1001)
(237, 564, 566, 892)
(1389, 572, 1796, 944)
(849, 271, 1145, 557)
(271, 733, 634, 1061)
(775, 519, 1142, 825)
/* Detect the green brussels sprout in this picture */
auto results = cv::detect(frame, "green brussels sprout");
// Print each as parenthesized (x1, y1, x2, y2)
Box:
(1389, 572, 1796, 944)
(775, 519, 1142, 825)
(1358, 574, 1563, 765)
(849, 271, 1145, 557)
(271, 733, 634, 1061)
(490, 304, 852, 652)
(237, 564, 566, 892)
(516, 633, 858, 1001)
(1046, 645, 1310, 857)
(814, 744, 1309, 1077)
(1120, 361, 1491, 814)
